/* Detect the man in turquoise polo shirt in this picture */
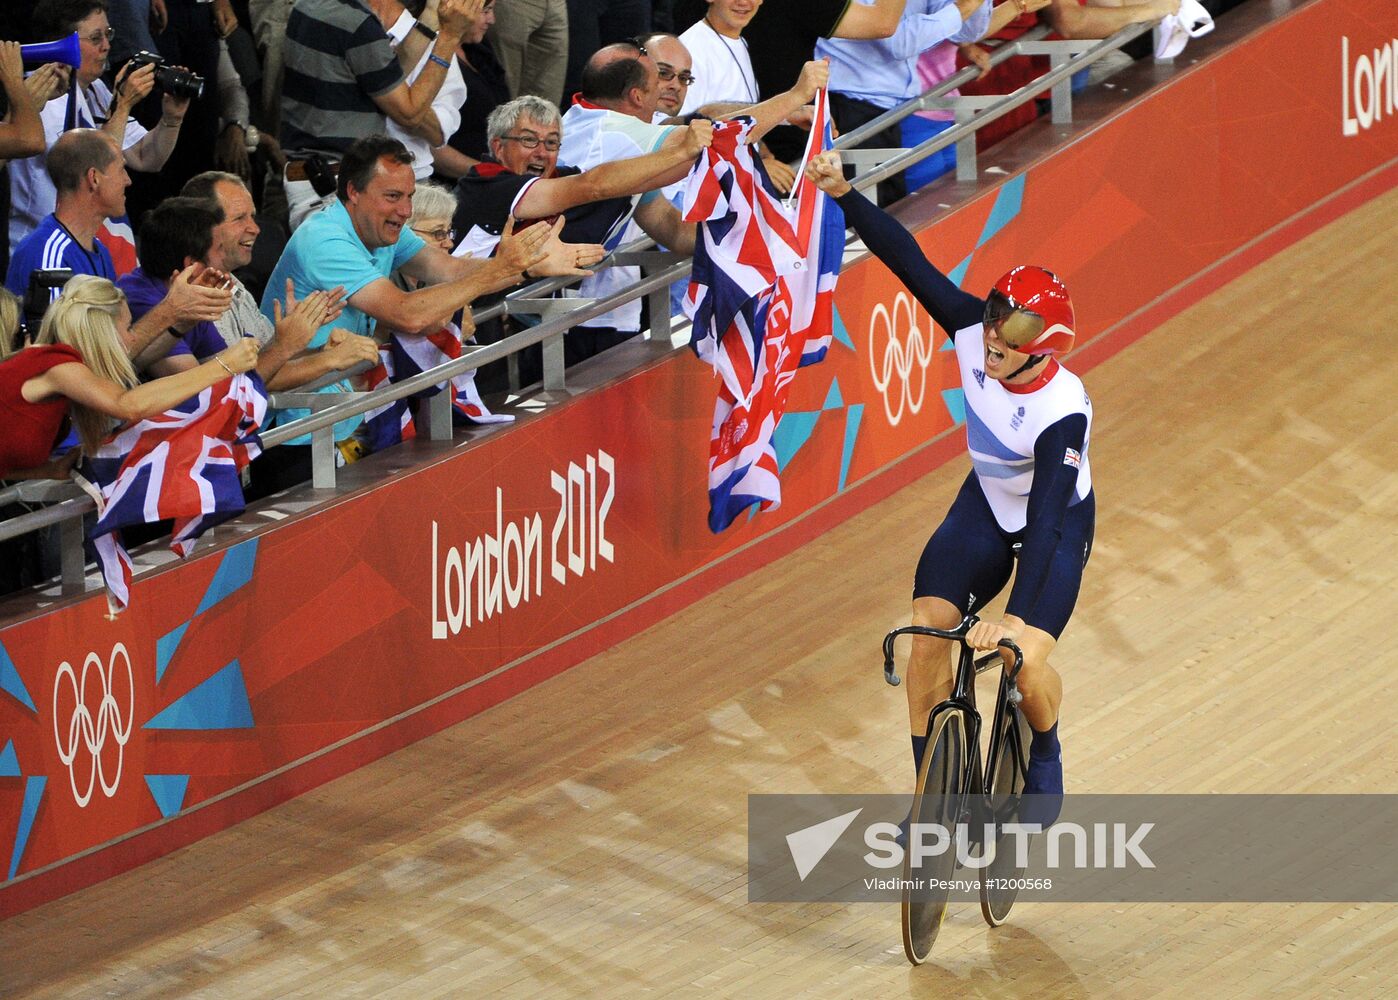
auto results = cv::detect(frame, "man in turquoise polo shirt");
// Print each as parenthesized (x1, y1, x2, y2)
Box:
(253, 134, 603, 498)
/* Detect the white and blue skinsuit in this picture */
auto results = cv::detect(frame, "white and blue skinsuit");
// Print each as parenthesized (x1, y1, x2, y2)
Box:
(836, 188, 1095, 635)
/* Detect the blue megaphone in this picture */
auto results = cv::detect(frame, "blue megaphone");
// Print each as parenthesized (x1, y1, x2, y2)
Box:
(21, 33, 82, 69)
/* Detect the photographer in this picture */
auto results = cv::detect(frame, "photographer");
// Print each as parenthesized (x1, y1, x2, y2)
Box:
(9, 0, 193, 251)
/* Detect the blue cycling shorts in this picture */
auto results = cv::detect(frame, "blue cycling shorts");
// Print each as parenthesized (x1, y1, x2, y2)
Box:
(912, 472, 1094, 639)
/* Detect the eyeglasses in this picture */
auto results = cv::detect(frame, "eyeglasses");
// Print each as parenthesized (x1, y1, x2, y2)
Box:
(412, 225, 456, 243)
(83, 27, 116, 46)
(624, 37, 648, 56)
(656, 64, 696, 86)
(500, 134, 561, 151)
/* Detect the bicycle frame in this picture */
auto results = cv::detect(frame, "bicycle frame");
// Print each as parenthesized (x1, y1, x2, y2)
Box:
(881, 617, 1024, 795)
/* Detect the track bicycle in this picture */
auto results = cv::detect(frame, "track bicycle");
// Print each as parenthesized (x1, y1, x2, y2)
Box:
(881, 617, 1032, 965)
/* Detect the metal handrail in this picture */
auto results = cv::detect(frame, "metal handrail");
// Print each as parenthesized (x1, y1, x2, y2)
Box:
(260, 254, 694, 448)
(832, 24, 1052, 152)
(0, 18, 1165, 576)
(856, 23, 1154, 190)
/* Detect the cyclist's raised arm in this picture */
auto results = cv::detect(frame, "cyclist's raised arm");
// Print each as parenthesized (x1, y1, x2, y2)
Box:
(1004, 412, 1088, 622)
(806, 152, 984, 334)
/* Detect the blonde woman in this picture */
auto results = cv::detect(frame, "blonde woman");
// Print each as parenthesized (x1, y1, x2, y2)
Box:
(0, 276, 260, 480)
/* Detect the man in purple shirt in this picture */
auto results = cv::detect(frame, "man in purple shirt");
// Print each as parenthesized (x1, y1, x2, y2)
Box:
(117, 197, 231, 376)
(117, 195, 334, 390)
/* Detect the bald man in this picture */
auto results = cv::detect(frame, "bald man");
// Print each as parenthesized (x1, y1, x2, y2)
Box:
(553, 41, 694, 364)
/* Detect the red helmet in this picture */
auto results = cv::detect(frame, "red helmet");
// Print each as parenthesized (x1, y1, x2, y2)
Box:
(983, 266, 1075, 356)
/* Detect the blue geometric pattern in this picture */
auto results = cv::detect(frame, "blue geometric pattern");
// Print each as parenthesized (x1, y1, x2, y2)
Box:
(194, 538, 259, 617)
(144, 775, 190, 819)
(0, 640, 35, 712)
(155, 623, 189, 686)
(977, 176, 1026, 248)
(772, 411, 821, 473)
(771, 371, 869, 490)
(965, 403, 1027, 462)
(839, 405, 863, 492)
(157, 539, 260, 683)
(948, 254, 973, 289)
(941, 388, 967, 426)
(972, 456, 1030, 480)
(1, 538, 261, 885)
(830, 304, 855, 351)
(8, 777, 45, 880)
(145, 660, 254, 731)
(938, 175, 1026, 353)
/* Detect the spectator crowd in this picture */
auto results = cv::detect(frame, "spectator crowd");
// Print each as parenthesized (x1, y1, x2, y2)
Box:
(1, 0, 1248, 594)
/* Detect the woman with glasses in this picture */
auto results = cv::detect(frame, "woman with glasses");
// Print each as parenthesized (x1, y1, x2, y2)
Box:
(9, 2, 193, 252)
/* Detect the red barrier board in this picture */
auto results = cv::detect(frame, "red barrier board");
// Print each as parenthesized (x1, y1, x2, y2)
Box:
(2, 0, 1395, 916)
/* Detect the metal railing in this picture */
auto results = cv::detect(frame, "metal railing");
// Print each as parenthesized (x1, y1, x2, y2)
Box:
(0, 18, 1162, 595)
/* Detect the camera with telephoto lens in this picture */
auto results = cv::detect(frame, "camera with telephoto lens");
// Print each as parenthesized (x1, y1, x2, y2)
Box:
(21, 269, 74, 342)
(125, 51, 205, 101)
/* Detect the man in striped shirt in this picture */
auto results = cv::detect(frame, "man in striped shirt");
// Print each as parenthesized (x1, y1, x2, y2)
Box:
(279, 0, 484, 229)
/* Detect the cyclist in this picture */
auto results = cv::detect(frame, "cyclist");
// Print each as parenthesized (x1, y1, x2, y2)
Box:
(806, 151, 1094, 818)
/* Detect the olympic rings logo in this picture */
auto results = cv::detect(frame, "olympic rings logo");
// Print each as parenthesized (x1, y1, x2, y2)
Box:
(52, 644, 135, 808)
(868, 291, 940, 427)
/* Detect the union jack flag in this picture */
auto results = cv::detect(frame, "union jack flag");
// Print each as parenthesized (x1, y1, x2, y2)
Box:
(358, 324, 513, 453)
(96, 217, 138, 279)
(682, 89, 844, 532)
(76, 374, 269, 614)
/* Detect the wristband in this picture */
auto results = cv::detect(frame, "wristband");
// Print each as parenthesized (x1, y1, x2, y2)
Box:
(166, 326, 185, 340)
(414, 20, 439, 41)
(427, 52, 451, 71)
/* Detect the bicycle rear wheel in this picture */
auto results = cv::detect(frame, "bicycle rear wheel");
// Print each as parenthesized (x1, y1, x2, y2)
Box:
(902, 707, 969, 965)
(979, 681, 1032, 927)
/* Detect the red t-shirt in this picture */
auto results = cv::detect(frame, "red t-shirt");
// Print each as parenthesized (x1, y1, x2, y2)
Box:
(0, 344, 83, 478)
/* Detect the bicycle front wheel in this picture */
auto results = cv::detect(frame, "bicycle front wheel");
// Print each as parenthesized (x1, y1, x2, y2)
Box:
(902, 707, 970, 966)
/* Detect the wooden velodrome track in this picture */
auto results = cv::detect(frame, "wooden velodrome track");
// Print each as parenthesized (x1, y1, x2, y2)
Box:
(3, 185, 1396, 998)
